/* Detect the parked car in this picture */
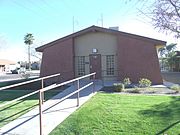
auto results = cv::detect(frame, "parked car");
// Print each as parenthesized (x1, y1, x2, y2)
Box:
(11, 68, 26, 74)
(11, 68, 20, 74)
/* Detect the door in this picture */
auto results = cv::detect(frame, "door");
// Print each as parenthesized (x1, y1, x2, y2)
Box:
(89, 54, 101, 79)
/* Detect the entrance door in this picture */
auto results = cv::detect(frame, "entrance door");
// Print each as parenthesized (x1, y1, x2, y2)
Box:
(89, 54, 101, 79)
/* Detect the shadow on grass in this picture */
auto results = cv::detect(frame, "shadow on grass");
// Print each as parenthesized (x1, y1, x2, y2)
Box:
(99, 86, 115, 93)
(0, 100, 25, 112)
(139, 96, 180, 134)
(0, 91, 35, 101)
(156, 120, 180, 135)
(0, 78, 41, 90)
(0, 86, 66, 102)
(0, 103, 38, 125)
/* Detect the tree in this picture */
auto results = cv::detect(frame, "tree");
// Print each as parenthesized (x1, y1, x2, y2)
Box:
(158, 43, 177, 57)
(31, 44, 42, 60)
(24, 33, 34, 70)
(143, 0, 180, 38)
(158, 43, 177, 71)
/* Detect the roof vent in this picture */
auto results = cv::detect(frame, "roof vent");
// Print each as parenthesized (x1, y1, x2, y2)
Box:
(109, 26, 119, 31)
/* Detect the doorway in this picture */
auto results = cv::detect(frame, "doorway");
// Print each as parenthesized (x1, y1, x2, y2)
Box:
(89, 54, 101, 79)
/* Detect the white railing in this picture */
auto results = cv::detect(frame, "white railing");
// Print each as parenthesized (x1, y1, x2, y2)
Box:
(0, 73, 61, 108)
(0, 72, 96, 135)
(0, 73, 60, 91)
(38, 72, 96, 135)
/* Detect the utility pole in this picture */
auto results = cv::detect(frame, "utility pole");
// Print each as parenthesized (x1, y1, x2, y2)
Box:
(72, 16, 78, 33)
(97, 14, 104, 27)
(101, 14, 103, 27)
(73, 16, 75, 33)
(28, 44, 31, 71)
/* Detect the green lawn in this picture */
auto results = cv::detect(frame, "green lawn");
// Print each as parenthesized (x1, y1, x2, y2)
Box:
(0, 88, 63, 128)
(50, 92, 180, 135)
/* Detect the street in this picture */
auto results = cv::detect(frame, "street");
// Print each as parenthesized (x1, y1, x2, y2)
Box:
(0, 71, 40, 82)
(0, 74, 23, 82)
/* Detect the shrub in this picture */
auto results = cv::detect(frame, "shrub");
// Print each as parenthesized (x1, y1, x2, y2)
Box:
(139, 78, 152, 88)
(123, 78, 131, 87)
(170, 84, 180, 91)
(131, 89, 140, 93)
(113, 83, 124, 92)
(129, 86, 140, 93)
(21, 73, 30, 79)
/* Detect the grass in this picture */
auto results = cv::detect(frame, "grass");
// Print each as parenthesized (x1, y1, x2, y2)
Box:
(50, 92, 180, 135)
(0, 87, 65, 128)
(0, 78, 39, 88)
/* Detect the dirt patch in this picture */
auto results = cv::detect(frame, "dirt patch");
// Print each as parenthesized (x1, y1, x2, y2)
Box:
(100, 86, 180, 95)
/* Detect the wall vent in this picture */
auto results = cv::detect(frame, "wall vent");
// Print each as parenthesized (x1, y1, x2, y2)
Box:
(109, 26, 119, 31)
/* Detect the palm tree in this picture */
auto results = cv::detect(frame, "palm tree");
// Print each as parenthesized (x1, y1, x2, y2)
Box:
(24, 33, 34, 70)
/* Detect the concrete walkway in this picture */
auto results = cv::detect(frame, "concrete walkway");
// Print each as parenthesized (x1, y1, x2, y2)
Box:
(163, 81, 179, 87)
(0, 81, 103, 135)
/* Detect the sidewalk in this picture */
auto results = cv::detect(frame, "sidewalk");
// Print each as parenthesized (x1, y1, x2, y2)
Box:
(0, 81, 103, 135)
(163, 81, 178, 87)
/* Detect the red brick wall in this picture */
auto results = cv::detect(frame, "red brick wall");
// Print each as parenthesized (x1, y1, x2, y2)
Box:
(40, 38, 74, 83)
(39, 32, 163, 85)
(117, 35, 163, 84)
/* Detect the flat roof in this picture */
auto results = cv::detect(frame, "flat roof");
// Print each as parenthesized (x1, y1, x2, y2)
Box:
(0, 59, 16, 65)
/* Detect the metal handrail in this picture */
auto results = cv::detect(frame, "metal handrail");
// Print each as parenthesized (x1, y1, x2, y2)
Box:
(43, 82, 94, 113)
(38, 72, 96, 135)
(0, 73, 60, 108)
(41, 72, 96, 92)
(0, 73, 60, 91)
(0, 72, 96, 135)
(0, 90, 39, 108)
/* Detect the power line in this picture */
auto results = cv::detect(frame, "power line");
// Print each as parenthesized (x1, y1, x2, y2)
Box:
(121, 0, 142, 17)
(41, 0, 60, 14)
(10, 0, 62, 26)
(12, 0, 53, 20)
(27, 0, 61, 19)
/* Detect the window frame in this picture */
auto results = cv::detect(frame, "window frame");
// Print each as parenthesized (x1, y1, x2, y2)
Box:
(77, 56, 86, 76)
(106, 55, 115, 76)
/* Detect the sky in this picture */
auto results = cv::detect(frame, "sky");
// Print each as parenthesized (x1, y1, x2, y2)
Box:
(0, 0, 180, 62)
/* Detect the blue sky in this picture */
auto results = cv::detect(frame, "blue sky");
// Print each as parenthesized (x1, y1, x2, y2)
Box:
(0, 0, 179, 61)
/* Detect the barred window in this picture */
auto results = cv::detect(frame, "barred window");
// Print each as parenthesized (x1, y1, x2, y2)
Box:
(106, 55, 115, 75)
(77, 56, 85, 76)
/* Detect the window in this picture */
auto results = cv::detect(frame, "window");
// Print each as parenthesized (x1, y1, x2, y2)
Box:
(106, 55, 115, 75)
(77, 56, 85, 76)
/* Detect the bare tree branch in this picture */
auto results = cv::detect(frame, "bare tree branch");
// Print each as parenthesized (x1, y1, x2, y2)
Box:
(169, 0, 180, 17)
(139, 0, 180, 38)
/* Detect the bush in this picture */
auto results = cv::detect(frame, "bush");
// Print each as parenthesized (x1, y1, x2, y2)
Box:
(123, 78, 131, 88)
(130, 89, 140, 93)
(170, 84, 180, 91)
(21, 73, 30, 79)
(139, 78, 152, 88)
(129, 86, 140, 93)
(113, 83, 124, 92)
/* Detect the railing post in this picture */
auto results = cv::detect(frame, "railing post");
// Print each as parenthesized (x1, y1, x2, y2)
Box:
(39, 90, 43, 135)
(102, 77, 104, 87)
(93, 74, 95, 93)
(77, 80, 80, 107)
(101, 71, 104, 87)
(41, 79, 44, 104)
